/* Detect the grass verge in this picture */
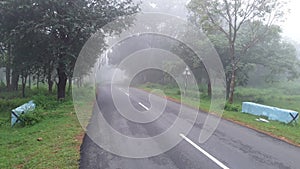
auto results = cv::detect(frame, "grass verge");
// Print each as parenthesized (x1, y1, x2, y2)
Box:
(0, 90, 83, 169)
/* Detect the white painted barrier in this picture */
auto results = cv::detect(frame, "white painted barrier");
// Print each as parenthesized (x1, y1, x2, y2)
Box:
(242, 102, 298, 123)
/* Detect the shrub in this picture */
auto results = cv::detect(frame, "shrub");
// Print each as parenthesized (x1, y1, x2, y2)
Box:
(252, 97, 264, 104)
(0, 117, 9, 127)
(32, 94, 58, 110)
(144, 82, 158, 88)
(0, 98, 30, 115)
(0, 81, 5, 89)
(224, 102, 241, 112)
(18, 111, 43, 126)
(198, 84, 207, 93)
(200, 93, 209, 99)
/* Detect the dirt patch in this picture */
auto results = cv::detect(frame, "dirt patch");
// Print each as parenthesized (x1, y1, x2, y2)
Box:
(16, 163, 24, 169)
(75, 131, 85, 152)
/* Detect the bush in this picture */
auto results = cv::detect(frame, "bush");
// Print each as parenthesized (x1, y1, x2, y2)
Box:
(144, 82, 158, 88)
(32, 94, 58, 110)
(0, 117, 9, 127)
(200, 93, 210, 99)
(0, 98, 30, 115)
(224, 102, 241, 112)
(252, 97, 264, 104)
(18, 111, 42, 126)
(0, 91, 22, 99)
(198, 84, 207, 93)
(0, 81, 5, 89)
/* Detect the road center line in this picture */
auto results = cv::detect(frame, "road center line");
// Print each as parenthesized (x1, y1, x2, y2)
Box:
(138, 102, 150, 111)
(119, 88, 129, 96)
(179, 134, 230, 169)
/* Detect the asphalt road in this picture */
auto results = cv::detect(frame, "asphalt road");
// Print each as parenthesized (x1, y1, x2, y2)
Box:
(80, 85, 300, 169)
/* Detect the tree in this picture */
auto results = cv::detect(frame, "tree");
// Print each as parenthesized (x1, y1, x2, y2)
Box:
(188, 0, 288, 103)
(201, 21, 299, 96)
(0, 0, 139, 99)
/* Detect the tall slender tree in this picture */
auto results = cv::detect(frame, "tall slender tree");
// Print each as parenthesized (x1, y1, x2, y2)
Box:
(188, 0, 288, 103)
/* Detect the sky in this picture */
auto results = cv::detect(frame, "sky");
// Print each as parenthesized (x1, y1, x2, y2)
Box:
(138, 0, 300, 43)
(282, 0, 300, 43)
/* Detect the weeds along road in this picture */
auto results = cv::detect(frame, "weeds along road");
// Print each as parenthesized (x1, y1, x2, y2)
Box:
(80, 85, 300, 169)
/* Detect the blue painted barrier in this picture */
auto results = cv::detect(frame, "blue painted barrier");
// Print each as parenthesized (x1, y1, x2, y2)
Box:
(11, 100, 36, 126)
(242, 102, 298, 123)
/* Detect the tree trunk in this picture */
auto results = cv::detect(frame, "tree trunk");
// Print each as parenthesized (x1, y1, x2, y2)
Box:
(5, 44, 11, 90)
(21, 74, 27, 98)
(79, 77, 83, 87)
(47, 67, 53, 93)
(36, 73, 40, 89)
(207, 80, 211, 98)
(76, 78, 80, 88)
(228, 40, 236, 104)
(226, 76, 231, 99)
(48, 80, 53, 93)
(57, 62, 67, 100)
(67, 76, 72, 94)
(228, 68, 236, 104)
(47, 60, 54, 93)
(5, 66, 10, 90)
(28, 74, 31, 89)
(11, 70, 19, 91)
(76, 77, 82, 88)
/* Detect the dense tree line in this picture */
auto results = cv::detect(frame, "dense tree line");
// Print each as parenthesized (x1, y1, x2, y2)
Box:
(0, 0, 139, 99)
(0, 0, 299, 103)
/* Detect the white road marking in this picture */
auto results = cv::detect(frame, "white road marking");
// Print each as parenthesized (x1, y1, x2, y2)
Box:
(138, 102, 150, 111)
(119, 88, 129, 96)
(119, 88, 149, 111)
(179, 134, 230, 169)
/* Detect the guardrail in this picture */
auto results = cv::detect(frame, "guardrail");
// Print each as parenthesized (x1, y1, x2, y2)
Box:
(242, 102, 298, 124)
(11, 100, 35, 126)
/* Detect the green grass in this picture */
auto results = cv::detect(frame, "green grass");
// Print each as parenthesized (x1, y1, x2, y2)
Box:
(0, 88, 83, 169)
(234, 84, 300, 113)
(1, 82, 299, 168)
(222, 111, 300, 144)
(139, 82, 300, 146)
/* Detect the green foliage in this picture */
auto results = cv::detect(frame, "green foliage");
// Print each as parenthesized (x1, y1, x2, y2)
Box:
(0, 87, 74, 127)
(0, 81, 5, 89)
(31, 94, 58, 110)
(224, 102, 241, 112)
(234, 81, 300, 113)
(0, 117, 9, 127)
(234, 88, 267, 104)
(18, 111, 42, 126)
(187, 0, 296, 103)
(0, 99, 82, 168)
(0, 0, 140, 99)
(0, 98, 30, 117)
(198, 84, 207, 93)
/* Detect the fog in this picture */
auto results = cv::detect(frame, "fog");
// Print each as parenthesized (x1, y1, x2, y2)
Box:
(136, 0, 300, 43)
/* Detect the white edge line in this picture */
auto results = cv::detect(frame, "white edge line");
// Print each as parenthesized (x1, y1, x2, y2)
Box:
(179, 134, 230, 169)
(138, 102, 150, 111)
